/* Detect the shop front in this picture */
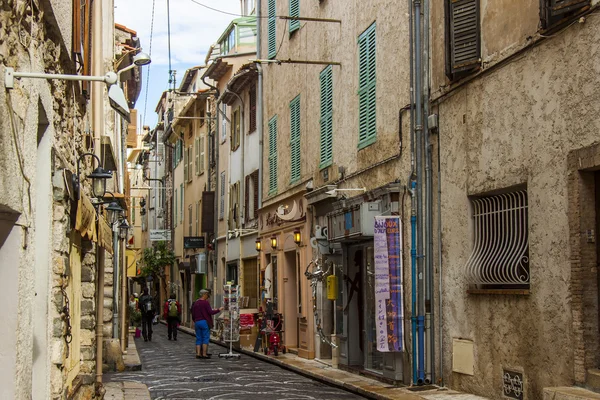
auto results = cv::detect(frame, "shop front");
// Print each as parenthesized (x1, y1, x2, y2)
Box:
(327, 183, 405, 382)
(257, 195, 314, 358)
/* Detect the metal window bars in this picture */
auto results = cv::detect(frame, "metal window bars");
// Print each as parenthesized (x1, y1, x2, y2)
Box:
(465, 190, 529, 286)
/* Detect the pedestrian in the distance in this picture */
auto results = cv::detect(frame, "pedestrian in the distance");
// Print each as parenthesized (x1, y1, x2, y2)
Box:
(163, 293, 181, 341)
(138, 287, 155, 342)
(191, 289, 222, 359)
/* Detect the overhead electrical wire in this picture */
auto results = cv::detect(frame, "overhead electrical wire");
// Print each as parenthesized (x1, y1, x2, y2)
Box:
(142, 0, 156, 127)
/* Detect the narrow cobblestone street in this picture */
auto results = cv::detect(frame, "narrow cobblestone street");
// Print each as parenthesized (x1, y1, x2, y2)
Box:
(105, 324, 366, 399)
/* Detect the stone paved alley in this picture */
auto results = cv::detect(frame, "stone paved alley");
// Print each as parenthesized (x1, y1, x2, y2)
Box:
(105, 324, 366, 399)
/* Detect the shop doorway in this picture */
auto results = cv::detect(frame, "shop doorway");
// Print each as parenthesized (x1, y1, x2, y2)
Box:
(284, 250, 299, 349)
(346, 245, 384, 373)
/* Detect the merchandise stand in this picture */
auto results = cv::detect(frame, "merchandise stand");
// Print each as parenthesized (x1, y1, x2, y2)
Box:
(219, 284, 241, 359)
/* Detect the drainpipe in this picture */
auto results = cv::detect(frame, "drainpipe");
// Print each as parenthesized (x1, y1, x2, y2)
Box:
(423, 0, 434, 385)
(407, 0, 417, 384)
(92, 0, 104, 388)
(414, 0, 426, 385)
(112, 221, 120, 339)
(257, 0, 264, 210)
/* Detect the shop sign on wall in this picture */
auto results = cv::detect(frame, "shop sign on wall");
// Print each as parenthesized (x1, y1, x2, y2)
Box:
(373, 216, 403, 352)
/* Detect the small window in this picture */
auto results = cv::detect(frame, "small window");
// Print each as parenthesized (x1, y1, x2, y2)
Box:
(219, 171, 226, 220)
(465, 190, 529, 289)
(180, 183, 184, 223)
(199, 135, 205, 174)
(445, 0, 481, 80)
(540, 0, 590, 30)
(249, 86, 257, 133)
(174, 188, 178, 227)
(188, 205, 193, 236)
(231, 107, 241, 151)
(319, 65, 333, 169)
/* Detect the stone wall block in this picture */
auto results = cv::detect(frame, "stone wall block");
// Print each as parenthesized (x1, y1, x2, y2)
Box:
(50, 339, 65, 365)
(81, 282, 95, 299)
(79, 329, 94, 347)
(53, 204, 65, 222)
(52, 317, 64, 338)
(80, 346, 95, 362)
(52, 256, 65, 276)
(81, 264, 94, 283)
(80, 315, 95, 330)
(81, 299, 95, 315)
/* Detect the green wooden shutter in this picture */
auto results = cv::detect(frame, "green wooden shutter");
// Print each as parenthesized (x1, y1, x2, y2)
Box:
(319, 65, 333, 169)
(289, 0, 300, 34)
(268, 115, 278, 194)
(358, 22, 376, 149)
(290, 95, 301, 183)
(268, 0, 277, 59)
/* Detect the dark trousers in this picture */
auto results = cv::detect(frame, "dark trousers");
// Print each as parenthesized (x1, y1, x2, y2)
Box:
(142, 313, 153, 340)
(167, 317, 179, 339)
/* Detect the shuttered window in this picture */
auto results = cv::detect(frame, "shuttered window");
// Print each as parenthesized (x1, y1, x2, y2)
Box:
(231, 107, 241, 151)
(201, 191, 215, 233)
(199, 135, 205, 174)
(188, 146, 193, 182)
(174, 188, 178, 227)
(289, 95, 301, 184)
(319, 65, 333, 169)
(268, 0, 277, 59)
(188, 205, 193, 236)
(180, 183, 184, 223)
(196, 201, 200, 235)
(289, 0, 300, 35)
(268, 115, 278, 195)
(244, 170, 259, 222)
(446, 0, 480, 78)
(358, 23, 376, 149)
(195, 137, 200, 175)
(184, 146, 189, 182)
(249, 86, 257, 133)
(540, 0, 590, 30)
(219, 172, 226, 220)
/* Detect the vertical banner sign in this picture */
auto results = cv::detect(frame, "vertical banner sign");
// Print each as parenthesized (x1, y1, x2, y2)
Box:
(374, 216, 403, 352)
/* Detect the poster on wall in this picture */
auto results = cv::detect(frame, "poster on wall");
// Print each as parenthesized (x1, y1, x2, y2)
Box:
(374, 216, 403, 352)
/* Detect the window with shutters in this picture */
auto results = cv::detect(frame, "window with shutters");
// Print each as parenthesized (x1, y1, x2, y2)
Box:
(465, 190, 529, 289)
(268, 115, 278, 195)
(268, 0, 277, 59)
(199, 135, 205, 174)
(221, 103, 228, 143)
(73, 0, 92, 96)
(249, 86, 257, 133)
(196, 201, 200, 235)
(290, 95, 301, 184)
(358, 22, 377, 149)
(183, 144, 188, 181)
(289, 0, 300, 35)
(188, 205, 193, 236)
(540, 0, 590, 30)
(187, 146, 193, 183)
(229, 182, 240, 230)
(195, 138, 200, 176)
(219, 171, 226, 220)
(319, 65, 333, 169)
(231, 107, 241, 151)
(445, 0, 481, 80)
(174, 188, 178, 227)
(245, 170, 260, 222)
(180, 183, 184, 223)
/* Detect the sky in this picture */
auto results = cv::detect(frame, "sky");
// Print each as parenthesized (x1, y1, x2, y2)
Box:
(115, 0, 243, 129)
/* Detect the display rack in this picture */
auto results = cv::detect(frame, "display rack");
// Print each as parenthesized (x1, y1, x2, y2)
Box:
(219, 284, 241, 359)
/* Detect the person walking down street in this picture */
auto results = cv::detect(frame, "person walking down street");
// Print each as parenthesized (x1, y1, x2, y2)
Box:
(139, 288, 155, 342)
(191, 289, 222, 359)
(163, 293, 181, 341)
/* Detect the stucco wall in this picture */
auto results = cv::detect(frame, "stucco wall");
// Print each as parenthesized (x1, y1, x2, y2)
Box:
(435, 12, 600, 399)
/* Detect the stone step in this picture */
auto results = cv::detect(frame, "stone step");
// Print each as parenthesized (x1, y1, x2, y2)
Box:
(587, 369, 600, 391)
(544, 387, 600, 400)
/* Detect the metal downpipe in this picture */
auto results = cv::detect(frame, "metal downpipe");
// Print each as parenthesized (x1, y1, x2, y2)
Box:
(414, 0, 426, 385)
(257, 0, 264, 210)
(410, 181, 418, 384)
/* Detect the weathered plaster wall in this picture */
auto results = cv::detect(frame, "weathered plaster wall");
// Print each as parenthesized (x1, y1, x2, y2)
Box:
(260, 0, 410, 203)
(436, 13, 600, 399)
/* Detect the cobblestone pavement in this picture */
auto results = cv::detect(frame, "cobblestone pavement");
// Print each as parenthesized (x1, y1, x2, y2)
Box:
(105, 324, 366, 400)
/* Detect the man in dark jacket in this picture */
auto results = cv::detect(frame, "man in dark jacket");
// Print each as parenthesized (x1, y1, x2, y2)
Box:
(138, 287, 155, 342)
(163, 293, 181, 341)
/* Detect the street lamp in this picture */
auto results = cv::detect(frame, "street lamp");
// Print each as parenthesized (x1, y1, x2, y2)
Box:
(293, 228, 302, 246)
(73, 152, 113, 200)
(106, 201, 124, 224)
(270, 235, 278, 250)
(255, 239, 262, 252)
(118, 219, 130, 240)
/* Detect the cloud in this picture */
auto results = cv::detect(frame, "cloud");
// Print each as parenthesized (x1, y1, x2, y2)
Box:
(115, 0, 241, 67)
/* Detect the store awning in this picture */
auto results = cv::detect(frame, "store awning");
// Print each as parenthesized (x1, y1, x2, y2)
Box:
(75, 194, 97, 242)
(97, 215, 113, 255)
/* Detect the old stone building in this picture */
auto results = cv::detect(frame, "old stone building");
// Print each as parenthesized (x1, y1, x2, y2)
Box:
(431, 0, 600, 398)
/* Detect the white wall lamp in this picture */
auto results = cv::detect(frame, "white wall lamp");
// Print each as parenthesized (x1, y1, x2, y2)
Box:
(4, 51, 150, 122)
(325, 187, 367, 197)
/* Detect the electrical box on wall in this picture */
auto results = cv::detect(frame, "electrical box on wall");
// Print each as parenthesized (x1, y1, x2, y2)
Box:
(326, 275, 338, 300)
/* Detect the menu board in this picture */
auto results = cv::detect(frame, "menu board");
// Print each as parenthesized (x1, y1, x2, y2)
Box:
(373, 216, 403, 352)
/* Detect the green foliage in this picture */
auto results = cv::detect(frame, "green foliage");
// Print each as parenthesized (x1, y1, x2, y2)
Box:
(140, 241, 176, 280)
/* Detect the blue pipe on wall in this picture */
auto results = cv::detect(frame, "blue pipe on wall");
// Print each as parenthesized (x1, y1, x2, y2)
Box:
(410, 181, 417, 384)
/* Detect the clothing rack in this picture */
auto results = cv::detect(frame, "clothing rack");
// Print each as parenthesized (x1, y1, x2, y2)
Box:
(219, 284, 241, 359)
